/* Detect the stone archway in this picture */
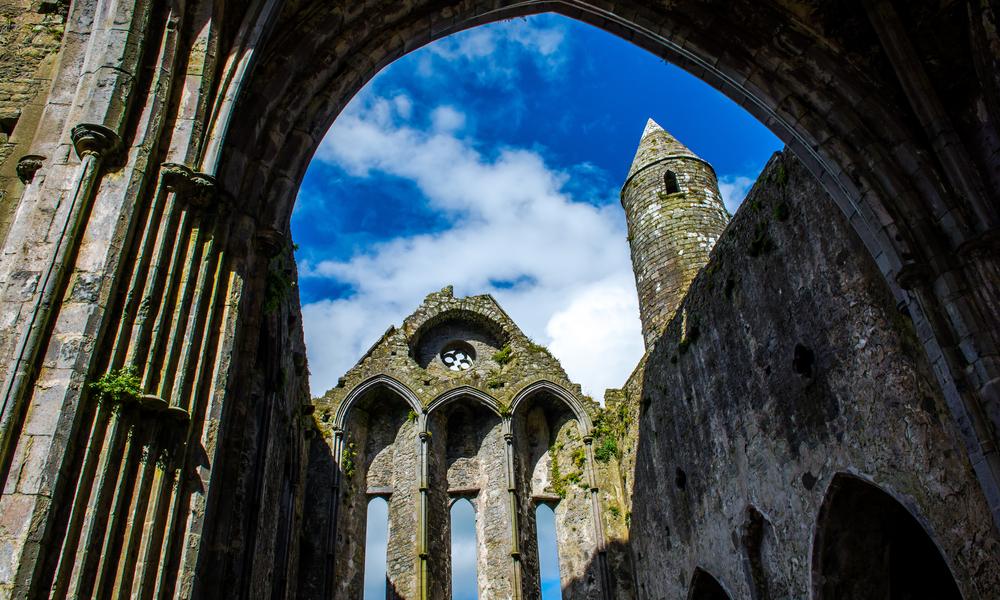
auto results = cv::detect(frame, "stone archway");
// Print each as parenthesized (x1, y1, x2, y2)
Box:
(688, 568, 732, 600)
(811, 474, 962, 600)
(0, 1, 997, 598)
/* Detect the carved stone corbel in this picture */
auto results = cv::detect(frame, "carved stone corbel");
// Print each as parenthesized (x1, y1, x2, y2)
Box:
(161, 162, 194, 193)
(16, 154, 45, 184)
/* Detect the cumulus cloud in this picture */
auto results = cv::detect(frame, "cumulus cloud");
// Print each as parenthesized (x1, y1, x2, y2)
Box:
(431, 105, 466, 132)
(718, 174, 755, 215)
(416, 17, 567, 85)
(300, 94, 642, 399)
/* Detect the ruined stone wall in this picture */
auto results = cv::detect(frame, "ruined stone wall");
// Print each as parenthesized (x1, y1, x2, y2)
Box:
(324, 392, 419, 599)
(0, 0, 67, 245)
(623, 151, 1000, 599)
(305, 290, 609, 599)
(427, 403, 510, 599)
(514, 397, 602, 599)
(0, 1, 997, 599)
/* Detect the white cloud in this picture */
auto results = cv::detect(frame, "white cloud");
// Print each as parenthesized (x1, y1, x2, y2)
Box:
(301, 94, 643, 400)
(546, 278, 645, 398)
(431, 105, 466, 132)
(418, 17, 567, 85)
(718, 174, 755, 215)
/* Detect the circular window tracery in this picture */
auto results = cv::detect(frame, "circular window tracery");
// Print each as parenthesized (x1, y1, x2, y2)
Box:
(440, 341, 476, 371)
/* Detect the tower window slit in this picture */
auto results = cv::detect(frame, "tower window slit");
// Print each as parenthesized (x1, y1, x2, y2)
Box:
(664, 170, 680, 194)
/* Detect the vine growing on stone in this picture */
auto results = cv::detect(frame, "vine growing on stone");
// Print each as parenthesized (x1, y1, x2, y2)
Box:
(342, 442, 358, 479)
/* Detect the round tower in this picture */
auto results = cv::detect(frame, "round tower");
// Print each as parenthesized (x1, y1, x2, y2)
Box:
(621, 118, 730, 348)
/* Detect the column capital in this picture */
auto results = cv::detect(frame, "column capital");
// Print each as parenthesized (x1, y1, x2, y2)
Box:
(70, 123, 122, 165)
(189, 172, 221, 207)
(895, 261, 932, 291)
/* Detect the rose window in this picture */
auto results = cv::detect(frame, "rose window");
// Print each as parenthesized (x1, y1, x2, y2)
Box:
(440, 341, 476, 371)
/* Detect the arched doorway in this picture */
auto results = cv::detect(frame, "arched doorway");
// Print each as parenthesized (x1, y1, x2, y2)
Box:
(812, 475, 962, 600)
(0, 1, 997, 598)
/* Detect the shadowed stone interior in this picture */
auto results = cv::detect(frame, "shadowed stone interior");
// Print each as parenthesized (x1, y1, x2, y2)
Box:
(0, 1, 997, 598)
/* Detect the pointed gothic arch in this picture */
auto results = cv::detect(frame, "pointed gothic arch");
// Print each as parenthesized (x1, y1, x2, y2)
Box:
(334, 374, 422, 430)
(687, 568, 732, 600)
(509, 380, 594, 433)
(0, 0, 998, 597)
(426, 386, 503, 419)
(811, 474, 962, 600)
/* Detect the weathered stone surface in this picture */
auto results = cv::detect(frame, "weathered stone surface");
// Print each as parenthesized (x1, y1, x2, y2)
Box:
(621, 151, 1000, 599)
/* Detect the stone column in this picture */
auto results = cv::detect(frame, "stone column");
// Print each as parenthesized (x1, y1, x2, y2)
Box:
(583, 434, 611, 600)
(0, 123, 120, 482)
(329, 426, 344, 596)
(503, 422, 524, 599)
(418, 428, 431, 600)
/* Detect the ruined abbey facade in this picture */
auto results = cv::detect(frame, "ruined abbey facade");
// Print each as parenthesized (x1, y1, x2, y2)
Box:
(0, 1, 999, 599)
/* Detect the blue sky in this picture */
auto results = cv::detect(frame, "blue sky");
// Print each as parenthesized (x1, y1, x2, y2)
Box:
(294, 14, 781, 400)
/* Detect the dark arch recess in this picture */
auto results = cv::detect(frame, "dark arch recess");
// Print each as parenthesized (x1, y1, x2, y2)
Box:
(664, 170, 680, 194)
(687, 568, 732, 600)
(811, 474, 962, 600)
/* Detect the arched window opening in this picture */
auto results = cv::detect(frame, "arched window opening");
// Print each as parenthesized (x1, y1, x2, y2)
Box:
(536, 503, 561, 600)
(451, 498, 479, 600)
(363, 497, 390, 599)
(688, 568, 731, 600)
(812, 476, 961, 600)
(664, 170, 680, 194)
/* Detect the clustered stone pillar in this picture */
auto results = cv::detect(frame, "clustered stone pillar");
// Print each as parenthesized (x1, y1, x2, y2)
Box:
(620, 119, 730, 348)
(502, 422, 524, 599)
(38, 158, 234, 599)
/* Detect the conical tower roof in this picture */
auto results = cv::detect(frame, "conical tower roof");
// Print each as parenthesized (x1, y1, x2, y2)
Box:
(624, 118, 701, 183)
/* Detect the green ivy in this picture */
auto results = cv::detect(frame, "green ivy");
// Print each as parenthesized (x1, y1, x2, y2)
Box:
(342, 441, 358, 479)
(526, 341, 549, 355)
(90, 366, 143, 404)
(594, 437, 619, 463)
(549, 447, 567, 498)
(592, 400, 631, 463)
(407, 410, 418, 423)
